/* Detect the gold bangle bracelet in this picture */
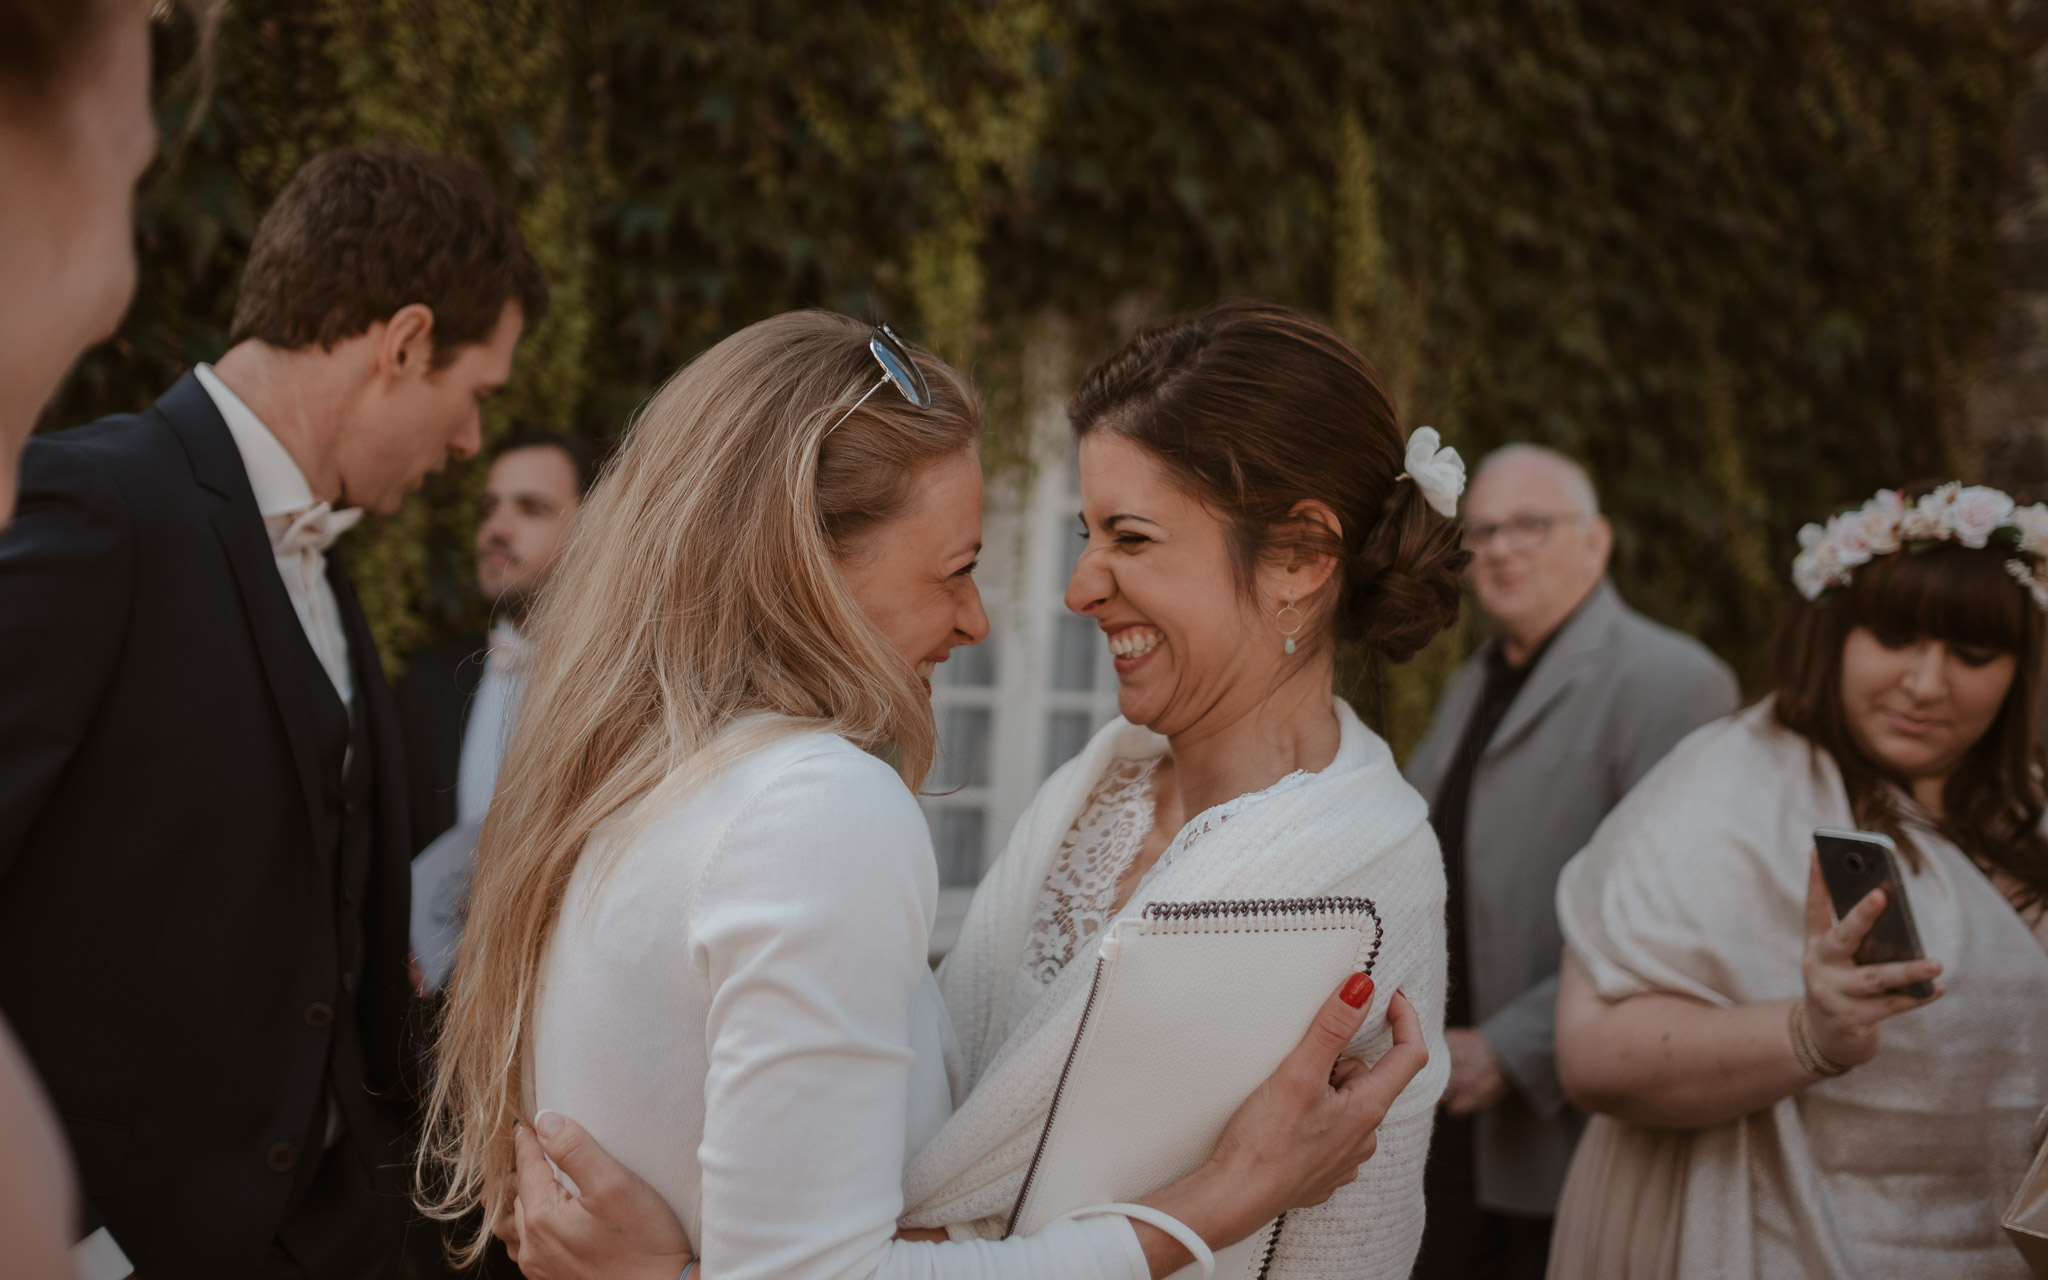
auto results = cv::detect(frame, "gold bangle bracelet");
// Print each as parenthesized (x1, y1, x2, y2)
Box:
(1788, 1000, 1852, 1079)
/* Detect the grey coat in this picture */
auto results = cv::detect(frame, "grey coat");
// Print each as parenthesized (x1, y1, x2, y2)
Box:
(1404, 579, 1738, 1215)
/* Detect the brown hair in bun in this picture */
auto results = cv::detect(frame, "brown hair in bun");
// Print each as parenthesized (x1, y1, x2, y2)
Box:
(1069, 299, 1467, 663)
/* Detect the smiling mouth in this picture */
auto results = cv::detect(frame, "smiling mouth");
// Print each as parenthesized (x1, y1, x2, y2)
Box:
(1107, 626, 1163, 660)
(1884, 708, 1942, 734)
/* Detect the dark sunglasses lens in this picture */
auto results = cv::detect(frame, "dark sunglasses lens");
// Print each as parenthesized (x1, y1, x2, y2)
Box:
(871, 327, 931, 409)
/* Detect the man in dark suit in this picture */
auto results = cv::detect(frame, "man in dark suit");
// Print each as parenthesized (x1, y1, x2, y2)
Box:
(0, 145, 548, 1280)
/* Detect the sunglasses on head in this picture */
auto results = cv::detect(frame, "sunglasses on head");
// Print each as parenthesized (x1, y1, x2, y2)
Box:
(825, 324, 931, 436)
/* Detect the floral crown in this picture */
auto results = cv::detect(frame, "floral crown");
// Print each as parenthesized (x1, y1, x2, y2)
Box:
(1792, 483, 2048, 609)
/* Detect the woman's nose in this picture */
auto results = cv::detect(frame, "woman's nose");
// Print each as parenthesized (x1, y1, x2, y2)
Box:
(957, 577, 992, 645)
(1901, 643, 1949, 699)
(1064, 545, 1112, 616)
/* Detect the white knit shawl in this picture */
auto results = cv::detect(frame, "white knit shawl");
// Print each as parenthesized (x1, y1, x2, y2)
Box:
(902, 699, 1450, 1279)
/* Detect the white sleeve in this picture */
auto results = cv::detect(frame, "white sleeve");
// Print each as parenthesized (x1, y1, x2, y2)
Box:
(692, 749, 1148, 1280)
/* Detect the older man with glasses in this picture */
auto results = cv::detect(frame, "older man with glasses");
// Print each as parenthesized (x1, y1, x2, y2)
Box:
(1405, 444, 1738, 1279)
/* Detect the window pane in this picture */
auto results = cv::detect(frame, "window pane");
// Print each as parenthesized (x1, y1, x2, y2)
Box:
(1050, 614, 1099, 692)
(929, 807, 986, 886)
(1045, 710, 1094, 779)
(939, 636, 996, 688)
(931, 706, 992, 789)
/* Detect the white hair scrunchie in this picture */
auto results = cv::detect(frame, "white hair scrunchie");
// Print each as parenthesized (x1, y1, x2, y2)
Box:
(1399, 426, 1466, 519)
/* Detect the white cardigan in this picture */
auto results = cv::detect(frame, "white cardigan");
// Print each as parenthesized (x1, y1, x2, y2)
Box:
(904, 701, 1450, 1278)
(530, 729, 1148, 1280)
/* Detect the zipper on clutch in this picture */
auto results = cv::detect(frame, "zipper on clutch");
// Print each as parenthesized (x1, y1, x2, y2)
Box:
(1005, 953, 1106, 1239)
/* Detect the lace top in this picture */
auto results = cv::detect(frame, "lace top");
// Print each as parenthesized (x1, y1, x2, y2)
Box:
(1018, 753, 1312, 993)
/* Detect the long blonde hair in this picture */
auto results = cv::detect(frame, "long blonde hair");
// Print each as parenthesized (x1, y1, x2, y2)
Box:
(416, 310, 979, 1258)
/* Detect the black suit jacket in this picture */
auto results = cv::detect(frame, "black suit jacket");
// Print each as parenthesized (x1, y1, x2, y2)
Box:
(0, 374, 413, 1278)
(395, 636, 486, 855)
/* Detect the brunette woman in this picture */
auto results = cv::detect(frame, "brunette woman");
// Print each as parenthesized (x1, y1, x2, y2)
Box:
(1550, 485, 2048, 1278)
(900, 302, 1462, 1278)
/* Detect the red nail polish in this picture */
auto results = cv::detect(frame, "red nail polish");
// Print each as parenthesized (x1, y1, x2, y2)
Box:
(1341, 973, 1374, 1009)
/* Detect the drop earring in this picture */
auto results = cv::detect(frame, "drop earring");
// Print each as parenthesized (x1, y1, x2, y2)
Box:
(1277, 601, 1304, 655)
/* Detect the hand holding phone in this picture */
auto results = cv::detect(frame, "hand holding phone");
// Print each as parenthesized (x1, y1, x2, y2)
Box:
(1813, 828, 1934, 999)
(1797, 830, 1945, 1073)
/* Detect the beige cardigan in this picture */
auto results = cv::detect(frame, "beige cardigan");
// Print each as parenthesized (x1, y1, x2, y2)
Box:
(901, 700, 1450, 1278)
(1551, 702, 2048, 1279)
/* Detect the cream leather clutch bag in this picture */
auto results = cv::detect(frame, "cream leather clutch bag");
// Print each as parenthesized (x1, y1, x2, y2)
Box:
(1006, 896, 1384, 1279)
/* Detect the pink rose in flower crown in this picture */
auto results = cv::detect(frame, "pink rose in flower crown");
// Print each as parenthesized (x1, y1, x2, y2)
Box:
(1898, 488, 1951, 542)
(2011, 503, 2048, 558)
(1793, 547, 1836, 600)
(1949, 485, 2016, 550)
(1849, 489, 1904, 556)
(1827, 513, 1876, 566)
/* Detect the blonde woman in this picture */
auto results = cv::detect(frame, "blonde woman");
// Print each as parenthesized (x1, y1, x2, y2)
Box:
(495, 303, 1459, 1280)
(419, 310, 1428, 1280)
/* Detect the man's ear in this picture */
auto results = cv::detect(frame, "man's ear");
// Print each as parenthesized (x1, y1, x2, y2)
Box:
(375, 303, 437, 379)
(1588, 513, 1615, 571)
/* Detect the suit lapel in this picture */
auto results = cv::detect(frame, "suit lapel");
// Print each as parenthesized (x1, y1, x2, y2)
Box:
(158, 373, 346, 841)
(1482, 580, 1622, 761)
(1406, 658, 1484, 798)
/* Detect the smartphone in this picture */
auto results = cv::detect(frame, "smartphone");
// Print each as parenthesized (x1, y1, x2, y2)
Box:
(1813, 827, 1934, 999)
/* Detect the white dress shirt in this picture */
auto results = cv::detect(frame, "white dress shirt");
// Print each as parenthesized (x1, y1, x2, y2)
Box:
(410, 624, 527, 994)
(532, 729, 1147, 1280)
(455, 621, 526, 825)
(194, 363, 356, 707)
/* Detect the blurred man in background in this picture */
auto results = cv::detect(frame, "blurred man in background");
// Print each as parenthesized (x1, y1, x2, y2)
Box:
(0, 144, 546, 1280)
(398, 429, 593, 992)
(1405, 444, 1737, 1278)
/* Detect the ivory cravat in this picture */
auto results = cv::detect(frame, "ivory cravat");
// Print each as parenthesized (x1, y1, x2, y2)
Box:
(262, 501, 363, 707)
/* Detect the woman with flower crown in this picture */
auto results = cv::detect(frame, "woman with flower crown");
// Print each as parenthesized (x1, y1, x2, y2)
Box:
(1547, 482, 2048, 1278)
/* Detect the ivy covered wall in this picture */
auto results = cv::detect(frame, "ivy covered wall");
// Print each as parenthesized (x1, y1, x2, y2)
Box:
(45, 0, 2027, 756)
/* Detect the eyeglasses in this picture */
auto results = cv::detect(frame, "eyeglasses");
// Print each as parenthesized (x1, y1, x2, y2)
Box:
(825, 324, 931, 436)
(1462, 511, 1588, 552)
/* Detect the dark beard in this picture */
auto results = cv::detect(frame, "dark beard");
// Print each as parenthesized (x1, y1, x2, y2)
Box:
(493, 583, 533, 627)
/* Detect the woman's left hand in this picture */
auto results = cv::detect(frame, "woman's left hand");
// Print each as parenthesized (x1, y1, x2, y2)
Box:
(1799, 854, 1945, 1070)
(497, 1111, 694, 1280)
